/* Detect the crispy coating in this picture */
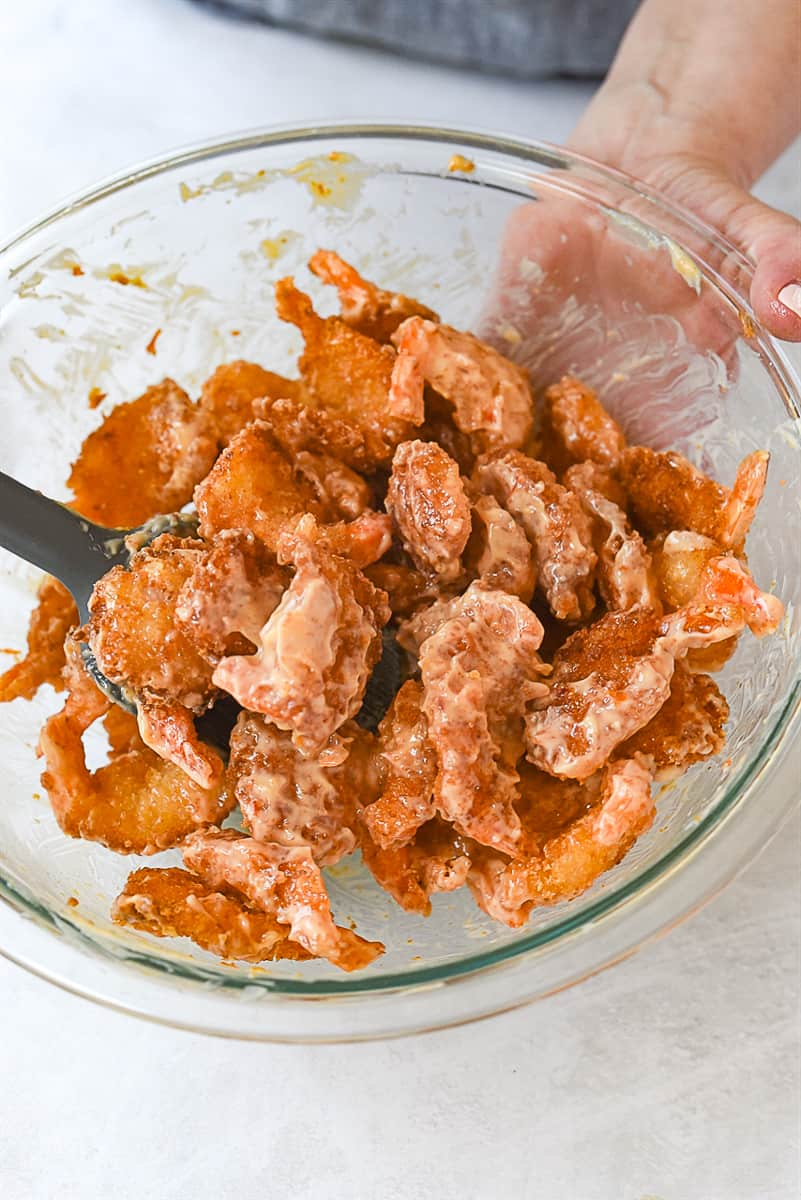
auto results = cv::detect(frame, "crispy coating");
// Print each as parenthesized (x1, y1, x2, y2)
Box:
(293, 448, 374, 520)
(477, 451, 597, 622)
(195, 419, 324, 552)
(565, 461, 659, 613)
(0, 577, 77, 702)
(257, 394, 372, 476)
(85, 534, 214, 710)
(199, 360, 304, 446)
(227, 710, 368, 866)
(363, 562, 443, 620)
(514, 763, 598, 855)
(276, 277, 413, 469)
(182, 827, 384, 971)
(213, 516, 389, 755)
(386, 440, 471, 582)
(620, 448, 768, 550)
(102, 704, 141, 758)
(388, 350, 426, 424)
(175, 530, 288, 663)
(69, 379, 218, 526)
(360, 680, 437, 850)
(392, 317, 534, 453)
(39, 641, 232, 853)
(136, 693, 224, 790)
(463, 491, 536, 602)
(619, 664, 728, 779)
(525, 608, 672, 780)
(112, 867, 309, 963)
(360, 818, 471, 916)
(526, 555, 777, 781)
(313, 511, 393, 569)
(309, 249, 438, 343)
(542, 376, 626, 474)
(420, 390, 477, 474)
(469, 759, 655, 926)
(420, 582, 549, 852)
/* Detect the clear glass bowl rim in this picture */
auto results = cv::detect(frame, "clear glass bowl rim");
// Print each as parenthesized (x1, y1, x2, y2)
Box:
(1, 120, 799, 1040)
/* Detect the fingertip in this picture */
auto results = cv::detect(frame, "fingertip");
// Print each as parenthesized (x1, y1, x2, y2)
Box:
(750, 252, 801, 342)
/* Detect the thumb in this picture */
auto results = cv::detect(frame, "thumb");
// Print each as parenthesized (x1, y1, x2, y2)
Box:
(638, 156, 801, 342)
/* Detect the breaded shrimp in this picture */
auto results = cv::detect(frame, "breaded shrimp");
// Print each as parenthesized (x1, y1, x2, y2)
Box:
(276, 277, 413, 468)
(463, 492, 537, 602)
(309, 249, 438, 342)
(620, 447, 769, 551)
(69, 379, 218, 527)
(386, 440, 472, 582)
(182, 827, 384, 971)
(360, 818, 472, 916)
(199, 359, 304, 446)
(0, 577, 77, 702)
(420, 581, 549, 852)
(476, 451, 597, 622)
(541, 375, 627, 475)
(212, 515, 389, 756)
(194, 419, 324, 552)
(112, 867, 309, 962)
(360, 680, 437, 850)
(469, 758, 655, 926)
(39, 641, 231, 853)
(391, 317, 534, 453)
(227, 710, 366, 866)
(565, 460, 659, 613)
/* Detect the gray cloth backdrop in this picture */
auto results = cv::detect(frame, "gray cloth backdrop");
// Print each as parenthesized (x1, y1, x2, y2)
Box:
(193, 0, 638, 78)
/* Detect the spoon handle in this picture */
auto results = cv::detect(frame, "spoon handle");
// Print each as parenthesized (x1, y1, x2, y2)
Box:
(0, 470, 121, 616)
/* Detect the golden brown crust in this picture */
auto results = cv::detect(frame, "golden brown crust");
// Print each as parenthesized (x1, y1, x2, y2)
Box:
(69, 379, 218, 527)
(0, 577, 77, 702)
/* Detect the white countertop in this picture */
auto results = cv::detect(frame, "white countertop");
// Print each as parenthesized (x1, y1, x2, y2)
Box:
(1, 4, 799, 1198)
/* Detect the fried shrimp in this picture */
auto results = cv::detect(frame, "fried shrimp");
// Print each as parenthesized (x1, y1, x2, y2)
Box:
(565, 460, 659, 613)
(195, 419, 324, 552)
(212, 515, 389, 755)
(69, 379, 218, 526)
(541, 375, 627, 474)
(469, 758, 655, 926)
(112, 867, 309, 962)
(391, 317, 534, 453)
(308, 249, 438, 343)
(526, 556, 779, 781)
(462, 492, 537, 602)
(618, 664, 728, 779)
(84, 533, 224, 786)
(0, 577, 77, 702)
(420, 582, 549, 852)
(386, 440, 472, 582)
(276, 277, 413, 468)
(182, 827, 384, 971)
(175, 530, 289, 663)
(620, 447, 769, 550)
(360, 680, 437, 850)
(227, 710, 366, 866)
(360, 818, 471, 915)
(199, 359, 304, 447)
(476, 451, 597, 621)
(39, 641, 232, 853)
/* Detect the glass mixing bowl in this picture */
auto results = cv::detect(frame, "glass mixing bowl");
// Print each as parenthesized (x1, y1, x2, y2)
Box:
(0, 124, 799, 1041)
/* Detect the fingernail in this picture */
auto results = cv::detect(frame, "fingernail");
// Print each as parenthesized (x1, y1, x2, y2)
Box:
(778, 283, 801, 318)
